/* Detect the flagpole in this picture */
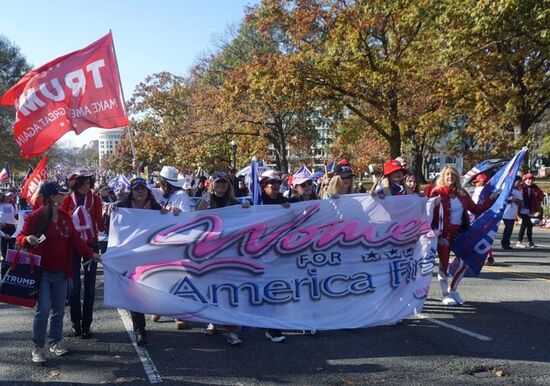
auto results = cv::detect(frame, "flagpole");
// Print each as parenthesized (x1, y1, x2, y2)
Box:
(109, 29, 138, 174)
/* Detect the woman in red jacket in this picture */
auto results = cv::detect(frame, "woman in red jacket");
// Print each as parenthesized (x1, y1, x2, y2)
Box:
(17, 181, 100, 364)
(60, 170, 105, 339)
(430, 166, 494, 306)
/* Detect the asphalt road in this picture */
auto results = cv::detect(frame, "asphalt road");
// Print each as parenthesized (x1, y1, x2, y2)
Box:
(1, 226, 549, 385)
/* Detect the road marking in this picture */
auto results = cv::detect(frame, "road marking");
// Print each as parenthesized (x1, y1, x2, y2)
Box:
(483, 266, 550, 282)
(117, 309, 163, 384)
(416, 314, 492, 341)
(326, 358, 370, 366)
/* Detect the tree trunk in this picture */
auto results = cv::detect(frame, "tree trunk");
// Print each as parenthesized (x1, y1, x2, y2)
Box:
(388, 90, 401, 158)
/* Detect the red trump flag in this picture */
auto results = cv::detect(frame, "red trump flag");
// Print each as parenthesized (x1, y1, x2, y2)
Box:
(20, 155, 48, 205)
(0, 33, 129, 159)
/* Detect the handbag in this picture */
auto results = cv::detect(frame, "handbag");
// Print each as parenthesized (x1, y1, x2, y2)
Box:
(0, 249, 42, 308)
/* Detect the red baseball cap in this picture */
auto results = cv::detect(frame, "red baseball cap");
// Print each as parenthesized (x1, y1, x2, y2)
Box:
(472, 173, 489, 184)
(383, 160, 405, 177)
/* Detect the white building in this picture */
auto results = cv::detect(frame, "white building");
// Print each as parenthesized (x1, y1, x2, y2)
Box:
(98, 129, 124, 161)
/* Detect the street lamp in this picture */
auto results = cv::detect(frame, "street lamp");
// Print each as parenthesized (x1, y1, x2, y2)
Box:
(230, 139, 237, 169)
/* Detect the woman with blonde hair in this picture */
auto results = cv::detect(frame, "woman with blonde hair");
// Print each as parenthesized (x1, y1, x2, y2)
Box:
(429, 165, 496, 306)
(323, 161, 354, 198)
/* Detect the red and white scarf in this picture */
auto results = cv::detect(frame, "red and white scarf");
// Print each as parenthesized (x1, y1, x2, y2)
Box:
(71, 192, 95, 242)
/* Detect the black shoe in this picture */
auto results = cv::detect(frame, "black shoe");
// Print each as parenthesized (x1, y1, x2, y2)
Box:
(135, 332, 147, 346)
(71, 326, 82, 337)
(81, 330, 92, 339)
(502, 245, 513, 250)
(486, 257, 495, 265)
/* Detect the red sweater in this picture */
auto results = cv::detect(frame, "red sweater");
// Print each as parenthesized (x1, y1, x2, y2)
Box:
(60, 191, 105, 244)
(16, 207, 94, 279)
(520, 183, 545, 214)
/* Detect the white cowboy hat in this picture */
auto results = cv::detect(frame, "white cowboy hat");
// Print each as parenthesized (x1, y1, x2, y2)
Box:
(160, 166, 186, 188)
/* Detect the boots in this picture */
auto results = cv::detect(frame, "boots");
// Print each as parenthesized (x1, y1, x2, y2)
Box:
(439, 271, 457, 306)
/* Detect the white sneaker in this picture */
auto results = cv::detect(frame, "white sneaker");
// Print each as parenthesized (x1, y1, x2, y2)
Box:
(515, 241, 526, 248)
(442, 295, 457, 306)
(204, 323, 216, 336)
(49, 341, 69, 356)
(450, 290, 465, 305)
(438, 272, 449, 296)
(225, 332, 242, 345)
(32, 347, 46, 363)
(265, 330, 286, 343)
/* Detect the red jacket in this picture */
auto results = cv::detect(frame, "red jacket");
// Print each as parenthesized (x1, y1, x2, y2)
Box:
(430, 186, 492, 237)
(520, 183, 545, 214)
(16, 207, 94, 279)
(60, 191, 105, 244)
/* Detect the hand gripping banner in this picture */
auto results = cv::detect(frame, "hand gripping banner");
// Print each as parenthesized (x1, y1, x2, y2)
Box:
(103, 195, 437, 330)
(0, 33, 128, 159)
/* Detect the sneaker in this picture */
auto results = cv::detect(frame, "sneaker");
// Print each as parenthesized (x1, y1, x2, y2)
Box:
(225, 332, 242, 345)
(265, 329, 286, 343)
(528, 242, 536, 249)
(151, 315, 161, 322)
(32, 347, 46, 363)
(49, 342, 69, 356)
(486, 256, 495, 265)
(135, 332, 147, 347)
(81, 330, 92, 340)
(204, 323, 216, 336)
(175, 320, 187, 330)
(515, 241, 526, 248)
(442, 295, 457, 306)
(450, 290, 465, 305)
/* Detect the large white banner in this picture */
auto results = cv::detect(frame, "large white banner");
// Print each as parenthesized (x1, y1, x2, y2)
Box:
(103, 195, 437, 330)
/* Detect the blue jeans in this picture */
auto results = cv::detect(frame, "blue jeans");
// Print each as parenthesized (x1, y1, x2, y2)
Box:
(69, 244, 99, 332)
(32, 271, 67, 348)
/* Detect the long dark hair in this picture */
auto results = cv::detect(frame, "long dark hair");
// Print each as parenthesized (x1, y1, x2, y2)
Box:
(68, 176, 96, 192)
(118, 188, 161, 209)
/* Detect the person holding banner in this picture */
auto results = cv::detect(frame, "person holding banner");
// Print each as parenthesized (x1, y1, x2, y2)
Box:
(430, 166, 495, 306)
(60, 170, 105, 339)
(323, 160, 354, 199)
(115, 177, 163, 346)
(16, 181, 100, 364)
(196, 172, 249, 345)
(0, 191, 17, 259)
(150, 165, 191, 329)
(374, 160, 413, 198)
(289, 172, 318, 203)
(516, 173, 545, 248)
(259, 170, 290, 343)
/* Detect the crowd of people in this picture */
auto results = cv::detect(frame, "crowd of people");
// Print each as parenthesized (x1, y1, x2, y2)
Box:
(0, 158, 547, 364)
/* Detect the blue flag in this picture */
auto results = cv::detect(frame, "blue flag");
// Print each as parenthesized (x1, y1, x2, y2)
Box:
(462, 159, 509, 186)
(249, 158, 263, 206)
(451, 147, 527, 275)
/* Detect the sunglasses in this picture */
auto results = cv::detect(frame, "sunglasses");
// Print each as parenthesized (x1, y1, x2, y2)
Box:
(267, 180, 282, 185)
